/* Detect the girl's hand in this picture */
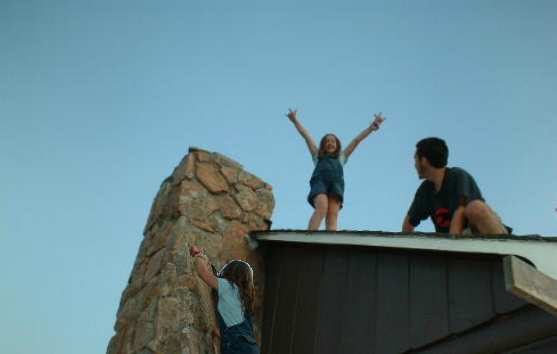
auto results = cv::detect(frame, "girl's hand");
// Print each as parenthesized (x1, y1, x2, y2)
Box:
(285, 108, 298, 122)
(191, 246, 218, 289)
(189, 245, 203, 257)
(370, 113, 385, 131)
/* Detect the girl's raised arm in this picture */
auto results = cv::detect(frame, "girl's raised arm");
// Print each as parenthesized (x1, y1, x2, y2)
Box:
(190, 246, 218, 289)
(343, 113, 385, 159)
(286, 109, 318, 157)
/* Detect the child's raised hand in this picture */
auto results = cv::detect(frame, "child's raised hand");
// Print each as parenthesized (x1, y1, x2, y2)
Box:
(189, 245, 203, 257)
(371, 113, 385, 131)
(285, 108, 298, 122)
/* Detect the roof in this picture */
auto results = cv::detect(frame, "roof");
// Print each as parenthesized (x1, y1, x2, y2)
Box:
(253, 230, 557, 279)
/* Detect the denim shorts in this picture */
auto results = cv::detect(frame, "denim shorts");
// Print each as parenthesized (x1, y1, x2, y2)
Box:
(307, 177, 344, 208)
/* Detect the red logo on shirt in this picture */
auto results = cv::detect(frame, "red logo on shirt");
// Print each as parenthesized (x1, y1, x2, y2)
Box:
(434, 208, 450, 228)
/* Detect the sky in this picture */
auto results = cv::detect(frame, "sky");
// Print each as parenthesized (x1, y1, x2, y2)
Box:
(1, 1, 556, 353)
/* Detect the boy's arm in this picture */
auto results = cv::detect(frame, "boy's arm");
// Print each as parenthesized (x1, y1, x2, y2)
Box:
(286, 109, 318, 157)
(403, 187, 428, 233)
(402, 215, 415, 233)
(343, 113, 385, 159)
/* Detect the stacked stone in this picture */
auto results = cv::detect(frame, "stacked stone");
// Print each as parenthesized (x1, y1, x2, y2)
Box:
(107, 148, 274, 354)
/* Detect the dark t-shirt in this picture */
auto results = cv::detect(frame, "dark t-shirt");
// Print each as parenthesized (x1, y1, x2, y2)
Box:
(407, 167, 484, 233)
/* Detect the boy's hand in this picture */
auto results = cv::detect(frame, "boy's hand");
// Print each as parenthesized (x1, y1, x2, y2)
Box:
(285, 108, 298, 122)
(189, 245, 203, 257)
(371, 113, 385, 131)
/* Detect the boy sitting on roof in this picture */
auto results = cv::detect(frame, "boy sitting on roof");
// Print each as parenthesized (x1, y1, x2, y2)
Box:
(402, 137, 510, 235)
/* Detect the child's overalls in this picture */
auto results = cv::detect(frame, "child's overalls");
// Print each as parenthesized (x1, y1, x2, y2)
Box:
(307, 155, 345, 207)
(217, 311, 260, 354)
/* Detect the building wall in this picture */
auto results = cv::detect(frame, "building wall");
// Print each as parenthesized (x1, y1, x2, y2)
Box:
(261, 242, 557, 354)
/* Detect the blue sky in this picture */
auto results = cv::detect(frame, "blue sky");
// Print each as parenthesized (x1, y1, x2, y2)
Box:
(1, 1, 556, 353)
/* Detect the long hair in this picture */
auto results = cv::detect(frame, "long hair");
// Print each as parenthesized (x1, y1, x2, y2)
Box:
(318, 133, 342, 159)
(219, 260, 255, 315)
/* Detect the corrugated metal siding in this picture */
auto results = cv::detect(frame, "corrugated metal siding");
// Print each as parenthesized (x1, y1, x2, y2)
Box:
(261, 243, 557, 354)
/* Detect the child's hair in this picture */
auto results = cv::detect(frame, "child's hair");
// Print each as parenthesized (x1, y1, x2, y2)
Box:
(318, 133, 342, 159)
(219, 260, 255, 315)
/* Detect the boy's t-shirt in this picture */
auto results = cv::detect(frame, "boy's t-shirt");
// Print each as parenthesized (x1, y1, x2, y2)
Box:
(407, 167, 484, 233)
(217, 278, 244, 327)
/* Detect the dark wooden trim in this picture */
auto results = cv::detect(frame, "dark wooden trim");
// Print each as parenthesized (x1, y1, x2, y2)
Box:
(492, 259, 526, 314)
(375, 251, 410, 353)
(290, 245, 324, 354)
(271, 246, 302, 354)
(447, 257, 494, 332)
(261, 245, 281, 354)
(505, 334, 557, 353)
(407, 306, 557, 354)
(261, 244, 557, 354)
(313, 247, 350, 354)
(337, 248, 378, 353)
(409, 254, 450, 348)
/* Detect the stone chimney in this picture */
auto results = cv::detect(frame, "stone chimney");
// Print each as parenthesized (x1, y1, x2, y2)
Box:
(107, 148, 274, 354)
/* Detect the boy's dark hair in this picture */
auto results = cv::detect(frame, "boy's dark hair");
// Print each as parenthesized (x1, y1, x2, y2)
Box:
(318, 133, 342, 159)
(416, 137, 449, 168)
(220, 260, 255, 315)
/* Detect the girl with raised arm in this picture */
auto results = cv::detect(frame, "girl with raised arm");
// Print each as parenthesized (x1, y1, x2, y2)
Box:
(286, 109, 385, 230)
(190, 245, 259, 354)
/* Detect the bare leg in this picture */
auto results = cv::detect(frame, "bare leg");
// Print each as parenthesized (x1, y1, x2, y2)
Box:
(464, 200, 508, 235)
(308, 194, 328, 230)
(325, 196, 341, 231)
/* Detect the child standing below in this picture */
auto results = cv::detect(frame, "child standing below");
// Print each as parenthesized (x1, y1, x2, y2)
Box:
(190, 245, 260, 354)
(286, 109, 385, 230)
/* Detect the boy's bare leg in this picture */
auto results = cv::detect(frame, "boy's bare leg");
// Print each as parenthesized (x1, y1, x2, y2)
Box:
(308, 194, 328, 230)
(464, 200, 508, 235)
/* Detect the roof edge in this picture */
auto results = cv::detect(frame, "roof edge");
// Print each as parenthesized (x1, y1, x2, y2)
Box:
(253, 231, 557, 280)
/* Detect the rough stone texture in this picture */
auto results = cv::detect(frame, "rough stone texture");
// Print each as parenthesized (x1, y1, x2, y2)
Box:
(196, 163, 229, 194)
(108, 147, 274, 354)
(234, 184, 258, 212)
